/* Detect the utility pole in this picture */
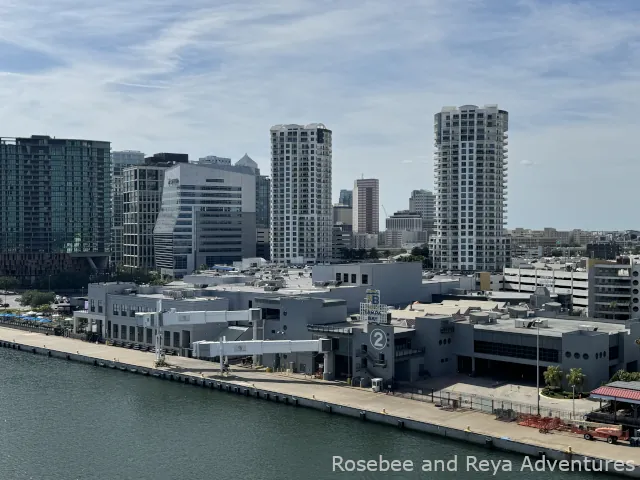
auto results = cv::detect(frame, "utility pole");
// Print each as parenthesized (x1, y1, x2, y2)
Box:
(535, 319, 541, 416)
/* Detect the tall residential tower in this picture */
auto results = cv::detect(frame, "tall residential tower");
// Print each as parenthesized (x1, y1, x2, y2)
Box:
(352, 178, 379, 234)
(0, 135, 111, 282)
(433, 105, 510, 272)
(270, 123, 332, 264)
(111, 150, 145, 267)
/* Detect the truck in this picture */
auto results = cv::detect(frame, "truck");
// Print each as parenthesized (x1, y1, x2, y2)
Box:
(572, 424, 630, 444)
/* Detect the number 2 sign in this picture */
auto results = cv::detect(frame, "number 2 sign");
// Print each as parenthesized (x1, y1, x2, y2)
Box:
(370, 328, 386, 351)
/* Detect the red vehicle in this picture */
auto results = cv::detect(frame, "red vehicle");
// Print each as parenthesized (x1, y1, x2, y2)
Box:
(572, 425, 630, 444)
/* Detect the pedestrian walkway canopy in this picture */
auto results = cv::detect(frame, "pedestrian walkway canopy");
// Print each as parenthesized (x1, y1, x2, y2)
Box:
(591, 381, 640, 406)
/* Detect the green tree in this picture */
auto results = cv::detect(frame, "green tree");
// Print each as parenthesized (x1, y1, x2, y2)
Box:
(543, 365, 563, 390)
(368, 248, 379, 259)
(566, 368, 586, 395)
(198, 264, 209, 272)
(0, 276, 19, 292)
(17, 290, 55, 308)
(610, 369, 640, 383)
(383, 250, 391, 258)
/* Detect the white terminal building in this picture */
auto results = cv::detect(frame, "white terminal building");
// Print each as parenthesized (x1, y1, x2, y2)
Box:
(433, 105, 510, 272)
(270, 123, 333, 265)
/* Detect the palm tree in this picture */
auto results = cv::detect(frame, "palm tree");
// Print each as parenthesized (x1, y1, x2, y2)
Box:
(567, 368, 586, 395)
(543, 366, 563, 391)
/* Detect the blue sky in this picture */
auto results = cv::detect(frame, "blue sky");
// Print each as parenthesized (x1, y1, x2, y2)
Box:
(1, 0, 639, 230)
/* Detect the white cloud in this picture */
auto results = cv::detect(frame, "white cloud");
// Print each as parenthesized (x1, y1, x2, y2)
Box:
(0, 0, 639, 229)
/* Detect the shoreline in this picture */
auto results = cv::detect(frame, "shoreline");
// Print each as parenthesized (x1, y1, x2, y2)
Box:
(0, 326, 637, 478)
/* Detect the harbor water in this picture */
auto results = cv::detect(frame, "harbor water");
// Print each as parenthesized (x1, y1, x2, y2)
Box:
(0, 348, 621, 479)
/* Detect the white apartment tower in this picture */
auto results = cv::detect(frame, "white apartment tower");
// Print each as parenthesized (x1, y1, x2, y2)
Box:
(433, 105, 510, 272)
(270, 123, 333, 265)
(352, 178, 379, 234)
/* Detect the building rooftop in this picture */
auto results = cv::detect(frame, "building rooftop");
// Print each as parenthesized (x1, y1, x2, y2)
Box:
(459, 316, 631, 337)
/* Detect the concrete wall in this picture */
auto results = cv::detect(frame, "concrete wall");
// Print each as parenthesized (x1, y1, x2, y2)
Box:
(414, 316, 457, 377)
(352, 323, 395, 386)
(560, 330, 611, 391)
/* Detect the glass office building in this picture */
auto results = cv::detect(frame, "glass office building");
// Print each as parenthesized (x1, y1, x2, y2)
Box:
(0, 135, 111, 281)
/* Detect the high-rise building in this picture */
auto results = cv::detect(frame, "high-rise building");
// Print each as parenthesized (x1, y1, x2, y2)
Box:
(339, 189, 352, 207)
(154, 162, 256, 277)
(0, 135, 111, 282)
(409, 189, 436, 232)
(352, 178, 379, 234)
(198, 153, 270, 258)
(333, 204, 353, 227)
(433, 104, 510, 272)
(122, 154, 188, 271)
(111, 150, 145, 267)
(270, 123, 332, 265)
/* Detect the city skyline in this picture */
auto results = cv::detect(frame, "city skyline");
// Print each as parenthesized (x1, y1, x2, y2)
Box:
(1, 1, 639, 230)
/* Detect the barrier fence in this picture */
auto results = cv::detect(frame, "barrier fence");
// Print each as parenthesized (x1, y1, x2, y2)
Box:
(395, 387, 589, 421)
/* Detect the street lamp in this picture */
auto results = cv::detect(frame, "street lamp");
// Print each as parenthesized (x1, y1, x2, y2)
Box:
(533, 319, 543, 416)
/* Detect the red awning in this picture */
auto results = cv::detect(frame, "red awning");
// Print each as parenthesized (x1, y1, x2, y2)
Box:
(591, 386, 640, 404)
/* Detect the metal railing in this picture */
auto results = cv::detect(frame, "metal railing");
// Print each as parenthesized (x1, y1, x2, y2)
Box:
(394, 387, 588, 420)
(306, 324, 353, 334)
(394, 347, 425, 359)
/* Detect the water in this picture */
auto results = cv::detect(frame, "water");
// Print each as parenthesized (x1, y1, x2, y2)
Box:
(0, 349, 623, 480)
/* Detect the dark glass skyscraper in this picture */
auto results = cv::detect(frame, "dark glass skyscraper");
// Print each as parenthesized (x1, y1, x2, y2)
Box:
(0, 135, 111, 282)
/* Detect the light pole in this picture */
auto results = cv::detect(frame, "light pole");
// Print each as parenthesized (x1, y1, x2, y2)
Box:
(48, 275, 52, 292)
(534, 319, 542, 416)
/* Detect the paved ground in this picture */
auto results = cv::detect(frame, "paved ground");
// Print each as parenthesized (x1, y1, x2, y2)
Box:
(0, 326, 636, 465)
(412, 374, 598, 414)
(0, 294, 27, 310)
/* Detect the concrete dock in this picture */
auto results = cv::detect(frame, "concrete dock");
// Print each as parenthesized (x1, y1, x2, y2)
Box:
(1, 326, 638, 476)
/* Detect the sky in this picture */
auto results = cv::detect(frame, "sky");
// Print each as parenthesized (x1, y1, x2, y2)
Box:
(0, 0, 639, 231)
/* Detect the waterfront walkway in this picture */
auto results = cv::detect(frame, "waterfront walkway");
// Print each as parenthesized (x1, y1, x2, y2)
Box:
(0, 327, 637, 465)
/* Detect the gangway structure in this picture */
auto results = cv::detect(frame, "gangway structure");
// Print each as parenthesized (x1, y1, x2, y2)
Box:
(134, 301, 261, 366)
(193, 338, 334, 377)
(135, 303, 336, 378)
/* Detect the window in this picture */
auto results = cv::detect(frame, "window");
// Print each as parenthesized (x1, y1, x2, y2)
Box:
(474, 341, 559, 363)
(361, 274, 369, 284)
(90, 299, 95, 312)
(113, 303, 118, 315)
(351, 274, 356, 283)
(335, 273, 341, 282)
(343, 273, 348, 282)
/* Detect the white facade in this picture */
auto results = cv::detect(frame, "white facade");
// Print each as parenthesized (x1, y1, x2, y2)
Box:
(154, 163, 256, 277)
(352, 178, 379, 234)
(433, 104, 510, 272)
(385, 210, 423, 231)
(352, 233, 378, 250)
(503, 266, 589, 311)
(270, 123, 332, 265)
